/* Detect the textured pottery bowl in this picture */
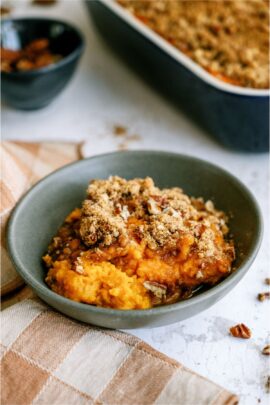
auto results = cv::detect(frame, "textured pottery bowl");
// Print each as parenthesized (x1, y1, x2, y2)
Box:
(7, 151, 262, 328)
(1, 18, 84, 110)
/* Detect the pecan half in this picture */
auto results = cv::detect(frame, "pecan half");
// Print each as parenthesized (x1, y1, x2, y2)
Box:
(230, 323, 252, 339)
(262, 345, 270, 355)
(257, 292, 270, 302)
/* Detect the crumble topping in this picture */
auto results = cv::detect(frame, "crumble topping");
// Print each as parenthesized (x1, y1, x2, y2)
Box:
(117, 0, 269, 89)
(80, 176, 233, 260)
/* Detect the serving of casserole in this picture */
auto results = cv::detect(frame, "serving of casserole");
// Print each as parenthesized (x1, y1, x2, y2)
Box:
(44, 176, 235, 310)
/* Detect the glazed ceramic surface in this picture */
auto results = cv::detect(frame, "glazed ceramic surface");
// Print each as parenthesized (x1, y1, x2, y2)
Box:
(86, 0, 269, 153)
(1, 18, 84, 110)
(7, 151, 262, 328)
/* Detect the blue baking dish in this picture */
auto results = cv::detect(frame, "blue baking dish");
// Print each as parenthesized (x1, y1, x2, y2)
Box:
(85, 0, 269, 153)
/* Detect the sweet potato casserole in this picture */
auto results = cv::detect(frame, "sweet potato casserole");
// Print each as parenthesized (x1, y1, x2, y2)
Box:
(43, 177, 235, 309)
(117, 0, 269, 89)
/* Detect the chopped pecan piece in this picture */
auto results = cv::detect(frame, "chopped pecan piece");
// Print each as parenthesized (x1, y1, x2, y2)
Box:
(74, 257, 85, 275)
(143, 281, 167, 299)
(262, 345, 270, 355)
(147, 198, 161, 215)
(163, 290, 181, 305)
(257, 292, 270, 302)
(230, 323, 252, 339)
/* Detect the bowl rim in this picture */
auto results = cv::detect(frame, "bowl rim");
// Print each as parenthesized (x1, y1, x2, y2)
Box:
(96, 0, 270, 98)
(1, 17, 85, 77)
(7, 150, 263, 318)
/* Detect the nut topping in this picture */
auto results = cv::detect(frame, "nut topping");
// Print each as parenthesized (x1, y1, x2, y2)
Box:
(79, 176, 232, 255)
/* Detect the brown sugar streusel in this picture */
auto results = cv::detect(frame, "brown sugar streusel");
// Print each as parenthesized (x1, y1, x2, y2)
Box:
(80, 176, 234, 258)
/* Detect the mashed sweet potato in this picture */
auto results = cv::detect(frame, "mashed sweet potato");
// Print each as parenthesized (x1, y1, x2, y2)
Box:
(44, 177, 235, 310)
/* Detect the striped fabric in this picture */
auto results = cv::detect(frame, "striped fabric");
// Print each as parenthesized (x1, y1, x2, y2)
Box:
(1, 299, 238, 405)
(1, 142, 80, 296)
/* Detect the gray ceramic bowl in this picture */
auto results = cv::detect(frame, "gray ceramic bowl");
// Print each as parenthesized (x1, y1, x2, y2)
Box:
(7, 151, 262, 329)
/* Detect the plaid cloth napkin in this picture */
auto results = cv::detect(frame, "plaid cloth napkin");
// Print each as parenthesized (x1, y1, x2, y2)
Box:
(1, 141, 238, 405)
(1, 141, 80, 297)
(1, 299, 238, 405)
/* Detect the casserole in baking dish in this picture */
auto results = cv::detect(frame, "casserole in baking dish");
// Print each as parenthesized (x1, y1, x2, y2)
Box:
(86, 0, 269, 152)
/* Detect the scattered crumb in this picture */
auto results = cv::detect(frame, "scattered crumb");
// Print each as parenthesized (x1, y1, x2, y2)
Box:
(265, 376, 270, 393)
(257, 292, 270, 302)
(0, 6, 11, 15)
(117, 142, 128, 151)
(126, 134, 141, 141)
(112, 124, 141, 150)
(113, 125, 127, 137)
(265, 278, 270, 285)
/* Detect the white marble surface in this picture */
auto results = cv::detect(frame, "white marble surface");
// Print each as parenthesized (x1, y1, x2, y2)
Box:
(2, 1, 269, 403)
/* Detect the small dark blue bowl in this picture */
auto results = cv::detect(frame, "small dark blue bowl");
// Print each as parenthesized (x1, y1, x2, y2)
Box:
(1, 18, 84, 110)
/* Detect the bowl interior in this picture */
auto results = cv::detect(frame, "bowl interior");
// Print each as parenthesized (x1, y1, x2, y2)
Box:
(8, 151, 261, 311)
(1, 18, 82, 59)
